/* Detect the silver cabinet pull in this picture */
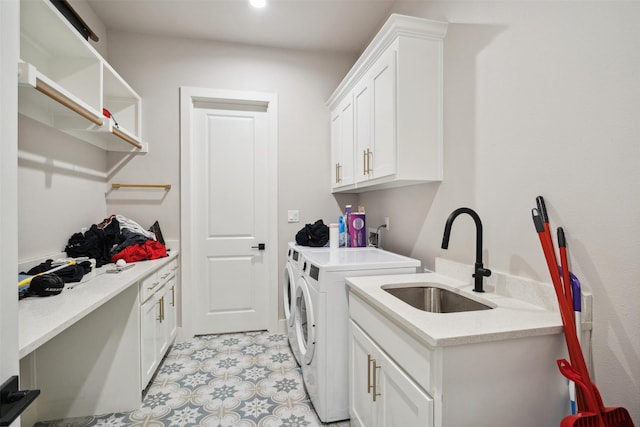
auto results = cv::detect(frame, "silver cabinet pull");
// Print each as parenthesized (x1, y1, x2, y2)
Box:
(363, 149, 368, 174)
(372, 358, 381, 401)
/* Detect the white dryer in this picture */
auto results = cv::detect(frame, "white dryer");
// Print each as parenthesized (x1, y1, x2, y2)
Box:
(293, 248, 420, 422)
(284, 242, 328, 366)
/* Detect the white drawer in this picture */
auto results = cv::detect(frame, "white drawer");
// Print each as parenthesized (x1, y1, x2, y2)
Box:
(349, 292, 435, 394)
(159, 259, 178, 283)
(139, 271, 161, 303)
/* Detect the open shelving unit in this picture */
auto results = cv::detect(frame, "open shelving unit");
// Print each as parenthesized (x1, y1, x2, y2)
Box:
(18, 0, 147, 152)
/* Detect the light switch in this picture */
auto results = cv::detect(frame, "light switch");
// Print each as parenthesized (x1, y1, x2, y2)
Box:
(287, 210, 300, 223)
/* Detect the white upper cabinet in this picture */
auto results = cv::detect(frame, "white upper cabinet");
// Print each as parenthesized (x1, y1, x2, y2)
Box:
(328, 14, 447, 193)
(18, 0, 147, 152)
(331, 94, 355, 191)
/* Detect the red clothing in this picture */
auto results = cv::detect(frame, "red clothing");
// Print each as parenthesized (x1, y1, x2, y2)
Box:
(112, 240, 167, 263)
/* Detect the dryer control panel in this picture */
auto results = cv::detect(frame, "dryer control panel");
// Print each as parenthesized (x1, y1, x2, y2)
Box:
(309, 264, 320, 281)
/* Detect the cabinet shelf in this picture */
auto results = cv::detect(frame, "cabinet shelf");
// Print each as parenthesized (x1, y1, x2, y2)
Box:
(18, 0, 147, 153)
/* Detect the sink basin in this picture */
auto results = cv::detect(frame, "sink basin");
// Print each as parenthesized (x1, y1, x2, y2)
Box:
(382, 284, 493, 313)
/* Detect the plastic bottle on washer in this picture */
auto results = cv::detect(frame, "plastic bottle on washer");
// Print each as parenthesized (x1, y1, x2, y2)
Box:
(329, 223, 339, 249)
(344, 205, 352, 247)
(338, 216, 346, 247)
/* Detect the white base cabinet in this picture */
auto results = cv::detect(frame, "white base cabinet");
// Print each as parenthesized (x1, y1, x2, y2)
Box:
(140, 258, 178, 388)
(350, 321, 433, 427)
(349, 292, 567, 427)
(18, 253, 180, 425)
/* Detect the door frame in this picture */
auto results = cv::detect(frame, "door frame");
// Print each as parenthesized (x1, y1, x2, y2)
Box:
(179, 87, 279, 339)
(1, 0, 20, 405)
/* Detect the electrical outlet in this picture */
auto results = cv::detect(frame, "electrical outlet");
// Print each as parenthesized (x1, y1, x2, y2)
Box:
(384, 216, 390, 230)
(368, 231, 378, 247)
(287, 210, 300, 223)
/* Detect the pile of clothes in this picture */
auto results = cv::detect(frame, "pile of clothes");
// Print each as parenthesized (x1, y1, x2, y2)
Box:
(19, 259, 93, 299)
(65, 214, 167, 267)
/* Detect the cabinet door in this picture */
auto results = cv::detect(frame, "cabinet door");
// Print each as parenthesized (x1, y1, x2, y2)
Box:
(376, 343, 433, 427)
(165, 277, 178, 346)
(353, 79, 372, 184)
(371, 48, 397, 181)
(350, 321, 376, 427)
(331, 96, 354, 190)
(350, 320, 433, 427)
(140, 291, 161, 387)
(157, 288, 170, 357)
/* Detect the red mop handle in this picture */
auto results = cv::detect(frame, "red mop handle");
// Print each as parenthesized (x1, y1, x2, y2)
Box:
(532, 209, 603, 425)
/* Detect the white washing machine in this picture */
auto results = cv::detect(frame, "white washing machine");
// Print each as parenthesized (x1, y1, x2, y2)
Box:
(293, 248, 420, 422)
(284, 242, 329, 365)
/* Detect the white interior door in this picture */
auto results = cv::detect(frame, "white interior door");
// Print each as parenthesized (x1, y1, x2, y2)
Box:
(180, 88, 278, 337)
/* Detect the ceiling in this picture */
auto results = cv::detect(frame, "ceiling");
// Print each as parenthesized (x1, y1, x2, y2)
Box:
(86, 0, 398, 55)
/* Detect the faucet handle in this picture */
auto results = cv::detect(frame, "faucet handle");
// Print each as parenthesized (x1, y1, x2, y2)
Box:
(472, 265, 491, 292)
(473, 265, 492, 278)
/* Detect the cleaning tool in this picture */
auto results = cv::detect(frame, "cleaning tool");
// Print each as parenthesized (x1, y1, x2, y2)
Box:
(532, 197, 634, 427)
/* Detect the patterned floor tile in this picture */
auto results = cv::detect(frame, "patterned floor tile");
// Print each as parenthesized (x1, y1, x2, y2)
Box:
(34, 331, 350, 427)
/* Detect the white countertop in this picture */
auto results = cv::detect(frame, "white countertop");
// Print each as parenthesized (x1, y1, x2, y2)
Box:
(18, 251, 178, 358)
(346, 267, 564, 348)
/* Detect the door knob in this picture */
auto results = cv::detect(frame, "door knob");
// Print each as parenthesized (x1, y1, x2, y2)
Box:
(251, 243, 266, 250)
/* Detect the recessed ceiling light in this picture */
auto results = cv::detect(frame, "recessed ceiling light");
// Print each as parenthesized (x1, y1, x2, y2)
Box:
(250, 0, 267, 8)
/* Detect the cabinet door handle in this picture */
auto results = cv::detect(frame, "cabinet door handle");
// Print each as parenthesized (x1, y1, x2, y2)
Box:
(148, 281, 160, 291)
(372, 358, 381, 402)
(156, 298, 163, 322)
(170, 286, 175, 307)
(364, 148, 373, 175)
(367, 354, 373, 394)
(363, 149, 368, 175)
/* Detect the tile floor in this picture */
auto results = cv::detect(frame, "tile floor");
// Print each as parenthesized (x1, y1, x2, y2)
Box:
(35, 331, 350, 427)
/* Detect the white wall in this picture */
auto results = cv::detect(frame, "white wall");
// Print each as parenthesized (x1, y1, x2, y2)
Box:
(17, 0, 109, 263)
(102, 31, 358, 311)
(18, 118, 108, 261)
(359, 1, 640, 422)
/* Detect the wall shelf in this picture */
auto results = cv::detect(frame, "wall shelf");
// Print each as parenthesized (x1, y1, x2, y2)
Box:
(18, 0, 147, 153)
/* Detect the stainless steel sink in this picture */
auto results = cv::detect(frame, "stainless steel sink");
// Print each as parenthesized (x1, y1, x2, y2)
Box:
(382, 284, 493, 313)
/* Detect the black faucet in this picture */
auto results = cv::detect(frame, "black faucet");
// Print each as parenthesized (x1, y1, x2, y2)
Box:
(441, 207, 492, 292)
